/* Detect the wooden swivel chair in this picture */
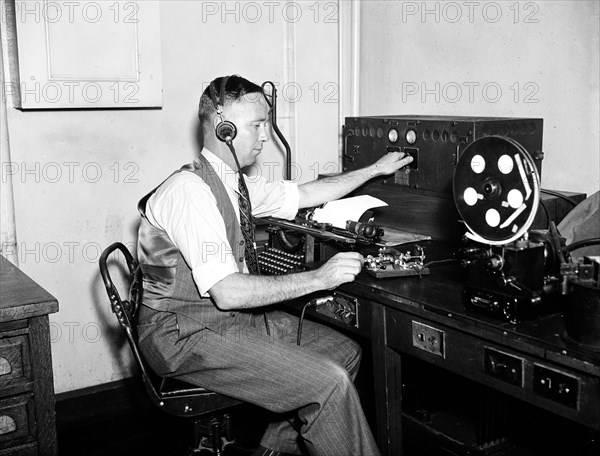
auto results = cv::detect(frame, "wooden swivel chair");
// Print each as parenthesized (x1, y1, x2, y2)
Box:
(99, 242, 242, 455)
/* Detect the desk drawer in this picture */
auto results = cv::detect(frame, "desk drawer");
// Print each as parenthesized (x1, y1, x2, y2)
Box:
(385, 307, 600, 431)
(0, 336, 31, 392)
(0, 395, 35, 450)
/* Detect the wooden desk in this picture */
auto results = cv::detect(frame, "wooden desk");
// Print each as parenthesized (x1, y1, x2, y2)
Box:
(289, 242, 600, 455)
(0, 256, 58, 456)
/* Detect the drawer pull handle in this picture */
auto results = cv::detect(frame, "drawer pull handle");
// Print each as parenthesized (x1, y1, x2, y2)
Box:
(0, 415, 17, 435)
(0, 357, 11, 376)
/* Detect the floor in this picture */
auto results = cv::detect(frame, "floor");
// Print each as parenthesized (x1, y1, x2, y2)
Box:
(55, 380, 266, 456)
(54, 380, 444, 456)
(54, 375, 600, 456)
(56, 392, 600, 456)
(57, 404, 271, 456)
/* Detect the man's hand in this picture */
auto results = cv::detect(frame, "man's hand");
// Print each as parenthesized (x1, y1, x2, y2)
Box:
(210, 252, 365, 310)
(297, 151, 414, 209)
(317, 252, 364, 289)
(372, 151, 413, 177)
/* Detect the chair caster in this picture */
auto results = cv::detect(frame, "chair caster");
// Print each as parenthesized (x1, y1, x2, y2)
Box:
(189, 413, 235, 455)
(186, 436, 236, 455)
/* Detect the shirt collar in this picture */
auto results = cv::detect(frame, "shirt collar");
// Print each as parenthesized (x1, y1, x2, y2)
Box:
(197, 147, 241, 193)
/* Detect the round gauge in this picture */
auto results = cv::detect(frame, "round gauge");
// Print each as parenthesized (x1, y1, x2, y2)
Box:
(405, 129, 417, 144)
(388, 128, 399, 143)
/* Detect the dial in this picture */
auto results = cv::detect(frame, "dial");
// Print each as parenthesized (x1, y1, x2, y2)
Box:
(405, 129, 417, 144)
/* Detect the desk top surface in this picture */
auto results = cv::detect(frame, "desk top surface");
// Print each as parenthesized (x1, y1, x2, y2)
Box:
(343, 241, 600, 374)
(0, 255, 58, 322)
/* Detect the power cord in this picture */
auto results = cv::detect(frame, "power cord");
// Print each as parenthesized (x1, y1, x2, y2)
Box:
(417, 258, 462, 278)
(538, 196, 550, 228)
(297, 296, 332, 346)
(541, 188, 580, 208)
(566, 238, 600, 253)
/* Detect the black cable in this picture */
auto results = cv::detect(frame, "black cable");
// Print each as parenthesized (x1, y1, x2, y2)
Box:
(538, 196, 550, 228)
(548, 222, 568, 265)
(566, 238, 600, 253)
(296, 297, 334, 345)
(541, 188, 580, 208)
(226, 141, 270, 336)
(226, 141, 254, 219)
(421, 258, 461, 269)
(261, 81, 292, 180)
(297, 300, 314, 346)
(417, 258, 461, 278)
(227, 141, 260, 266)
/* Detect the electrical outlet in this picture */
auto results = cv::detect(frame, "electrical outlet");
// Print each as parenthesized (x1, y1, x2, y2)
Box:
(412, 321, 445, 358)
(314, 292, 359, 328)
(533, 364, 580, 409)
(484, 347, 524, 387)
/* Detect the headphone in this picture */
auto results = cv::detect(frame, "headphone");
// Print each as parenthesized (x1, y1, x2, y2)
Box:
(209, 76, 237, 143)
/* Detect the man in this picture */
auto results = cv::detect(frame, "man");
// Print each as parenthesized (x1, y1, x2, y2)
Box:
(137, 75, 413, 456)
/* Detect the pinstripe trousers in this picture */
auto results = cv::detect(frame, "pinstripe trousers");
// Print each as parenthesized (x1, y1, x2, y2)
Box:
(138, 307, 381, 456)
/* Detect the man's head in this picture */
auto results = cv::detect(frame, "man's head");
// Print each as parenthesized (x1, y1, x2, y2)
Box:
(199, 75, 270, 168)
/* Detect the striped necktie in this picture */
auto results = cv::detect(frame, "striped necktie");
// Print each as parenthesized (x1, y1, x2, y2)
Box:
(237, 174, 260, 274)
(237, 171, 271, 335)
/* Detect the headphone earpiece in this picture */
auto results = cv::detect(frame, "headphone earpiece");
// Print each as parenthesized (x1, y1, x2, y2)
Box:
(215, 120, 237, 143)
(209, 77, 237, 143)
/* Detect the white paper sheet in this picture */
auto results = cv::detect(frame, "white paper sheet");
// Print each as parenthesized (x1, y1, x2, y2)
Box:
(312, 195, 388, 229)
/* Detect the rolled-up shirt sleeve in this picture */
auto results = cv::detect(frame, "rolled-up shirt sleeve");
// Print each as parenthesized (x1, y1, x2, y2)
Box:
(247, 175, 300, 220)
(145, 173, 239, 296)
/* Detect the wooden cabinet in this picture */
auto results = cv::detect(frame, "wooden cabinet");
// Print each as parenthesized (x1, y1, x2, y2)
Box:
(0, 256, 58, 456)
(313, 255, 600, 455)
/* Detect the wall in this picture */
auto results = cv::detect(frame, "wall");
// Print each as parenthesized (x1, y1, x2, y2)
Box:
(3, 0, 598, 395)
(2, 0, 340, 393)
(359, 0, 600, 196)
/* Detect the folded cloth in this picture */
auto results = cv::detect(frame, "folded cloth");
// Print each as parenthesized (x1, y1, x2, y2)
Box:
(557, 191, 600, 257)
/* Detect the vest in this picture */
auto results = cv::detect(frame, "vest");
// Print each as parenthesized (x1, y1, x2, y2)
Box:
(137, 154, 245, 339)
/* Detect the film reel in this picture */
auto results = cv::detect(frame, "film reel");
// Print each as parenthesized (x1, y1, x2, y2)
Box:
(453, 136, 540, 245)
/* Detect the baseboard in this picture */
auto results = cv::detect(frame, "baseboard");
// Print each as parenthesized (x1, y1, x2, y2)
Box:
(55, 376, 157, 428)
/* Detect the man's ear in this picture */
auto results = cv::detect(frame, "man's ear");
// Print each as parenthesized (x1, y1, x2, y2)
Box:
(212, 112, 220, 129)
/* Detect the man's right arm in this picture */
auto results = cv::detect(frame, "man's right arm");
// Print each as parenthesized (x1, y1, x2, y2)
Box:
(148, 174, 364, 310)
(208, 251, 364, 310)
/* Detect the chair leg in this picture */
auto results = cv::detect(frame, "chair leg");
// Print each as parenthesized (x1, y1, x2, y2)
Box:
(188, 415, 235, 455)
(190, 419, 204, 455)
(211, 417, 223, 455)
(224, 413, 233, 441)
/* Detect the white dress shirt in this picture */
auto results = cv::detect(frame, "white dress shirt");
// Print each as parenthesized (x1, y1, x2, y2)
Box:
(144, 148, 300, 296)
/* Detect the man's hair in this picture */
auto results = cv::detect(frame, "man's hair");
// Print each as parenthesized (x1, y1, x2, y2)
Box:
(198, 75, 264, 125)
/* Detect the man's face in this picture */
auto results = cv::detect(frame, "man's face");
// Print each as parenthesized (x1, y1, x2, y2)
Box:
(221, 93, 270, 168)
